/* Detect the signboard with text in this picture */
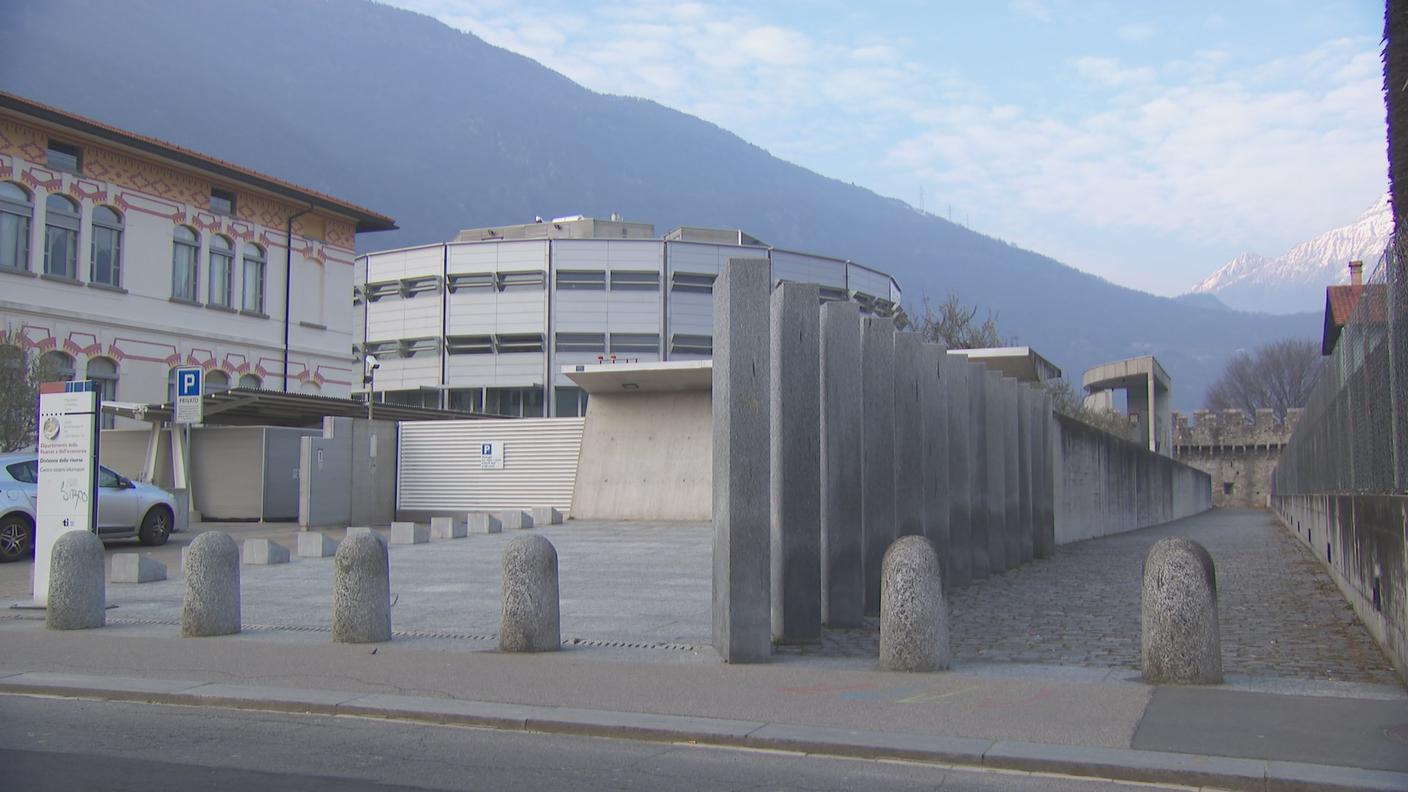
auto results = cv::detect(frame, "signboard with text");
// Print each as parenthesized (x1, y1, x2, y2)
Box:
(480, 442, 504, 469)
(33, 385, 98, 606)
(174, 367, 203, 424)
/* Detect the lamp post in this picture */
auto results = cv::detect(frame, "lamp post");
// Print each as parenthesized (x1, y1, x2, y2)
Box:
(364, 354, 380, 421)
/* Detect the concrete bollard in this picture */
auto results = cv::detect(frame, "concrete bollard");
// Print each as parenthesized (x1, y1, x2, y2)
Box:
(1142, 537, 1222, 684)
(879, 535, 948, 672)
(468, 512, 503, 534)
(111, 553, 166, 583)
(346, 526, 378, 541)
(390, 521, 429, 545)
(499, 534, 560, 652)
(46, 530, 106, 630)
(498, 510, 534, 531)
(529, 507, 563, 525)
(431, 516, 467, 539)
(332, 532, 392, 643)
(242, 538, 290, 565)
(297, 532, 339, 558)
(182, 531, 241, 637)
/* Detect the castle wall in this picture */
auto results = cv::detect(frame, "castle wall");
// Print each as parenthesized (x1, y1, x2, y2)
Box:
(1173, 408, 1300, 509)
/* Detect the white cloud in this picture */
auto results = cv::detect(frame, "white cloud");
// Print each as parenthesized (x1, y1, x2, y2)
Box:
(1117, 23, 1158, 42)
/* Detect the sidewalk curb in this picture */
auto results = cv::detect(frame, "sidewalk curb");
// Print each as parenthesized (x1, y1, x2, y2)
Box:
(2, 672, 1404, 792)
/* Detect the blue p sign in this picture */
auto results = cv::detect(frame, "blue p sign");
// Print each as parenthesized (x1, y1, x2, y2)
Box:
(177, 368, 202, 397)
(481, 443, 492, 456)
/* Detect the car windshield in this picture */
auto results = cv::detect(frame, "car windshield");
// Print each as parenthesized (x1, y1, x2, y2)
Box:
(5, 460, 37, 484)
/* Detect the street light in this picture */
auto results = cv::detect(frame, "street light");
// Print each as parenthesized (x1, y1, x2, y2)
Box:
(364, 354, 380, 421)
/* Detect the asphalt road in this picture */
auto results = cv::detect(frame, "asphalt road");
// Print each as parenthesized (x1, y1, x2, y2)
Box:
(2, 695, 1181, 792)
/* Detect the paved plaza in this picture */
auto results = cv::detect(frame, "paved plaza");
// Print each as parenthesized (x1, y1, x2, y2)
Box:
(3, 508, 1400, 688)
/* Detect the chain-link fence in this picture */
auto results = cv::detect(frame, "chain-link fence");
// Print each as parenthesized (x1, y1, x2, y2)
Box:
(1273, 236, 1408, 496)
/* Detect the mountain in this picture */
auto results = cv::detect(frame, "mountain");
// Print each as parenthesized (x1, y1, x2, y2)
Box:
(1189, 195, 1391, 314)
(0, 0, 1322, 411)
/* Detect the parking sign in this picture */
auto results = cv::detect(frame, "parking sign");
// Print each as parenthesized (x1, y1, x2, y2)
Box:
(480, 442, 504, 469)
(174, 367, 203, 424)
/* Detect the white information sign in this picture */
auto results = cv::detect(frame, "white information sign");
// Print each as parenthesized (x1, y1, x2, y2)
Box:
(33, 388, 98, 606)
(174, 366, 203, 424)
(480, 442, 504, 470)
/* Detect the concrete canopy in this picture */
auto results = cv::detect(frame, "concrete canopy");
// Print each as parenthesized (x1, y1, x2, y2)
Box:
(562, 361, 712, 394)
(947, 347, 1062, 384)
(1082, 356, 1172, 455)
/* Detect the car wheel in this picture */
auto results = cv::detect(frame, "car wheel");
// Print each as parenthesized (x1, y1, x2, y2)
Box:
(0, 513, 34, 562)
(138, 506, 172, 546)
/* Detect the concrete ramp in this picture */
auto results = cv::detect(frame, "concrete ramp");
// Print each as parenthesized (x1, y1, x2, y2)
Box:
(567, 362, 711, 521)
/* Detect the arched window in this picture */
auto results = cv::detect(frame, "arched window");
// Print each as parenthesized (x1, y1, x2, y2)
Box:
(208, 235, 233, 308)
(242, 243, 266, 314)
(172, 226, 199, 301)
(0, 182, 32, 272)
(204, 370, 229, 394)
(40, 350, 75, 382)
(43, 194, 79, 279)
(238, 373, 262, 390)
(86, 357, 118, 429)
(90, 206, 123, 288)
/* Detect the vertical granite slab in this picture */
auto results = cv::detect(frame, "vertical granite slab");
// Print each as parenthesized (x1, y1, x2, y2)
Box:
(1035, 393, 1057, 558)
(943, 355, 973, 587)
(712, 258, 772, 663)
(967, 361, 991, 579)
(920, 343, 950, 581)
(983, 369, 1008, 573)
(819, 300, 864, 627)
(1002, 377, 1022, 570)
(1017, 386, 1035, 564)
(861, 316, 897, 616)
(893, 332, 925, 543)
(770, 281, 822, 644)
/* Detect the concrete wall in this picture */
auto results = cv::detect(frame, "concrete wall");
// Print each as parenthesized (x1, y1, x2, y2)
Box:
(1054, 413, 1212, 544)
(262, 428, 309, 520)
(1173, 408, 1300, 509)
(1272, 494, 1407, 682)
(350, 420, 397, 527)
(571, 390, 711, 521)
(299, 417, 354, 528)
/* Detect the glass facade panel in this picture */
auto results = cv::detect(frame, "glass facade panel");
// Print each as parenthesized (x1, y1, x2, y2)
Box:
(209, 236, 233, 307)
(172, 227, 199, 301)
(242, 245, 266, 313)
(90, 206, 122, 287)
(0, 182, 31, 271)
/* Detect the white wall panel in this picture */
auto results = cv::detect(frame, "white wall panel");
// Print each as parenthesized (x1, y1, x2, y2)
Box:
(771, 249, 846, 288)
(398, 418, 585, 511)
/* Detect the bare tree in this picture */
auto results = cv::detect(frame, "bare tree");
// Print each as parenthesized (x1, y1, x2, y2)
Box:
(1205, 338, 1322, 418)
(0, 345, 53, 452)
(1036, 377, 1143, 443)
(899, 293, 1008, 349)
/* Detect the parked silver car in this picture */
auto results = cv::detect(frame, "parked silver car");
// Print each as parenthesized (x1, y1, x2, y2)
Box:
(0, 452, 178, 563)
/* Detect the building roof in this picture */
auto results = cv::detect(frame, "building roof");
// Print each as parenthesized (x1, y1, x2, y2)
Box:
(946, 346, 1062, 383)
(0, 90, 397, 234)
(102, 388, 490, 428)
(1082, 355, 1170, 393)
(1322, 284, 1366, 355)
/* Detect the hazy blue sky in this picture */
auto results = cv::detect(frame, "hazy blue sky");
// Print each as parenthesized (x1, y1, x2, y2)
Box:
(387, 0, 1387, 296)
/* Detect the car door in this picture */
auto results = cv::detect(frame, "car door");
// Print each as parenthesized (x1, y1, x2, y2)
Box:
(96, 466, 140, 533)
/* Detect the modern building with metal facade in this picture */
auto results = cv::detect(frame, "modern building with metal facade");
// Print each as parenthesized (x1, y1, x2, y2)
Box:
(355, 217, 902, 417)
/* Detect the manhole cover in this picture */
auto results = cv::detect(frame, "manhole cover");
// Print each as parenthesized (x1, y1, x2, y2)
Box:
(1385, 724, 1408, 745)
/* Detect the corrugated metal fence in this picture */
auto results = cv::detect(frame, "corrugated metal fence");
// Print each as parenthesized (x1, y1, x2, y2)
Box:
(397, 418, 585, 512)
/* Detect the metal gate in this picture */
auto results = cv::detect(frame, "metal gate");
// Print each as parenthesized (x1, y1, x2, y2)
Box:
(397, 418, 585, 512)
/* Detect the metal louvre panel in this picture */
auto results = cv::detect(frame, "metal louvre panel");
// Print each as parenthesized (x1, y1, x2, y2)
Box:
(397, 418, 585, 511)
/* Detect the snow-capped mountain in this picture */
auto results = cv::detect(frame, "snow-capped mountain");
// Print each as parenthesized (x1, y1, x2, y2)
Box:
(1187, 194, 1392, 314)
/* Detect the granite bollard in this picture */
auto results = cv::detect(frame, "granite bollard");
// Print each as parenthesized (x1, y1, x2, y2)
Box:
(182, 531, 240, 637)
(243, 538, 290, 565)
(431, 516, 467, 539)
(297, 532, 339, 557)
(468, 512, 503, 534)
(46, 530, 105, 630)
(390, 521, 429, 545)
(498, 510, 534, 531)
(819, 300, 864, 628)
(346, 526, 378, 541)
(1142, 537, 1222, 684)
(879, 535, 949, 672)
(529, 507, 563, 525)
(499, 534, 560, 652)
(332, 532, 392, 643)
(111, 553, 166, 583)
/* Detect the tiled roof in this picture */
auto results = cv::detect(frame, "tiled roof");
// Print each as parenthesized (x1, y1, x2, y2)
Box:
(0, 90, 396, 233)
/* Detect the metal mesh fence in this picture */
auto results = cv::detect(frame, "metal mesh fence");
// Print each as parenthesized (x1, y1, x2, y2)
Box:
(1273, 236, 1408, 496)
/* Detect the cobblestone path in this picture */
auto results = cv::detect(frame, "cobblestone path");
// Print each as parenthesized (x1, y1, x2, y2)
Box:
(781, 509, 1401, 687)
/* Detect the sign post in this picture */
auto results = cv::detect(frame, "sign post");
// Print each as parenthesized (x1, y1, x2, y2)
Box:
(33, 381, 99, 606)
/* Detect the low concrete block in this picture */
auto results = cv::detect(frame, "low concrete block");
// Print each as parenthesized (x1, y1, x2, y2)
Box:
(499, 534, 560, 652)
(879, 535, 948, 672)
(297, 532, 339, 558)
(529, 507, 563, 525)
(111, 553, 167, 584)
(1142, 537, 1222, 684)
(468, 512, 503, 534)
(390, 522, 429, 545)
(242, 538, 290, 565)
(498, 510, 534, 530)
(182, 531, 240, 637)
(332, 532, 392, 644)
(431, 516, 467, 540)
(46, 531, 105, 630)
